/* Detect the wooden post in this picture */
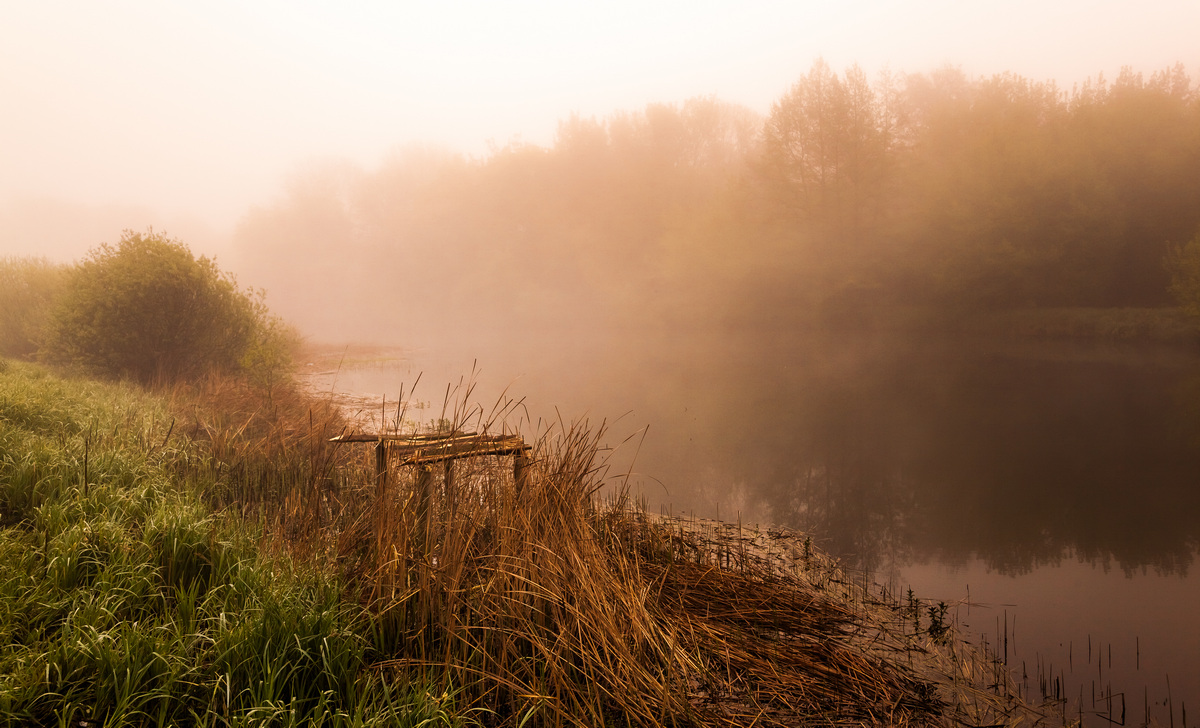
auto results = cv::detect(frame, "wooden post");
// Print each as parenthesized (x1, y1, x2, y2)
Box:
(375, 441, 388, 497)
(443, 460, 455, 520)
(513, 449, 530, 497)
(374, 441, 388, 555)
(415, 464, 434, 558)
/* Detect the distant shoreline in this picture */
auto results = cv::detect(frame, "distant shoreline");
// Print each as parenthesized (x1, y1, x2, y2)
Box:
(931, 306, 1200, 344)
(708, 305, 1200, 347)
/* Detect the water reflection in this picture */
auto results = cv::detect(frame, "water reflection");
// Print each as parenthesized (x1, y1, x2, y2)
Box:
(308, 333, 1200, 576)
(623, 331, 1200, 725)
(662, 333, 1200, 578)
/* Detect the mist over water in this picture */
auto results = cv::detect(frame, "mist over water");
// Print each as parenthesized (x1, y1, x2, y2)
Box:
(305, 332, 1200, 572)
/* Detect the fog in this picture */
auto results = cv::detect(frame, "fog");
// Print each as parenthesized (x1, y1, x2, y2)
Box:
(6, 0, 1200, 533)
(4, 1, 1199, 261)
(6, 3, 1200, 718)
(5, 0, 1200, 507)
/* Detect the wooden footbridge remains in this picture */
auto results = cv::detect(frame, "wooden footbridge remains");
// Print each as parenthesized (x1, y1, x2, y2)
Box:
(329, 431, 532, 556)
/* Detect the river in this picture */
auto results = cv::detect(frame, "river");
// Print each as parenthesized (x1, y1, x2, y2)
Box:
(302, 328, 1200, 726)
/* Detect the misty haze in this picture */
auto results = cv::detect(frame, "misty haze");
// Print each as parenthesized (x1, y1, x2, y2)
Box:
(3, 3, 1200, 726)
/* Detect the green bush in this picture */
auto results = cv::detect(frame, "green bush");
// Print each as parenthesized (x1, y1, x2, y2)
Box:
(0, 257, 69, 360)
(41, 229, 291, 385)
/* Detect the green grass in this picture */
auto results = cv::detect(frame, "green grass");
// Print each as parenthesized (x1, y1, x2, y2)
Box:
(0, 358, 470, 727)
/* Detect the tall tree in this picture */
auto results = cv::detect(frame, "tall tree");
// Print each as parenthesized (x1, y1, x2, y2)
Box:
(762, 60, 891, 248)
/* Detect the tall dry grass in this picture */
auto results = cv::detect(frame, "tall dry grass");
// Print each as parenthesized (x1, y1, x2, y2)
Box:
(164, 371, 355, 538)
(163, 369, 1059, 727)
(194, 373, 949, 728)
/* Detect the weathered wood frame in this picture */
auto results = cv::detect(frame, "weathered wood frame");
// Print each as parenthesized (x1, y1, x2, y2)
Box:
(329, 432, 532, 554)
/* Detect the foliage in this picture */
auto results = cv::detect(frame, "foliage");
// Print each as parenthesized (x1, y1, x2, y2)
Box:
(0, 257, 69, 360)
(233, 99, 765, 342)
(762, 60, 894, 245)
(41, 229, 292, 385)
(239, 314, 304, 400)
(926, 601, 951, 644)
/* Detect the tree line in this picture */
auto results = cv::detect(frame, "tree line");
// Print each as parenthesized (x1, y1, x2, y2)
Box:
(230, 60, 1200, 344)
(7, 61, 1200, 358)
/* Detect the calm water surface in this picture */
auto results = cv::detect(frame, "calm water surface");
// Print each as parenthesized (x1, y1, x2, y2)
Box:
(306, 330, 1200, 726)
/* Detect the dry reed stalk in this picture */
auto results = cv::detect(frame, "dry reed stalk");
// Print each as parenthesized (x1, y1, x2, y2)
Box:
(352, 421, 697, 727)
(609, 517, 936, 726)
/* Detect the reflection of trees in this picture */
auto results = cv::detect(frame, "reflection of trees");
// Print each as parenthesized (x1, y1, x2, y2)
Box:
(693, 337, 1200, 577)
(787, 462, 915, 583)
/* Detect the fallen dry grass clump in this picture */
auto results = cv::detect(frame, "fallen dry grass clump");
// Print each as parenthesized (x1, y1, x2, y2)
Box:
(199, 374, 1069, 728)
(618, 516, 1072, 727)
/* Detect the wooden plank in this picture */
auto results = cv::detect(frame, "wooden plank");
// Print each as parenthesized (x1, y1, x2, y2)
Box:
(404, 445, 530, 465)
(330, 432, 490, 444)
(331, 431, 530, 465)
(513, 448, 530, 496)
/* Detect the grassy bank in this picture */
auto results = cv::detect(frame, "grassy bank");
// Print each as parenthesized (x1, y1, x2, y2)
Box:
(0, 358, 462, 726)
(0, 358, 1069, 727)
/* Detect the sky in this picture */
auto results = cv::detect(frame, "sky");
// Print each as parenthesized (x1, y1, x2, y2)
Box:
(2, 0, 1198, 262)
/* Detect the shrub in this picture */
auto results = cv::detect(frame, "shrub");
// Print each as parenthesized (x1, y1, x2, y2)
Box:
(0, 256, 69, 359)
(42, 229, 291, 384)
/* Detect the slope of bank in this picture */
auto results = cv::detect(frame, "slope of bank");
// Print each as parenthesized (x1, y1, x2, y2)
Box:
(0, 358, 458, 726)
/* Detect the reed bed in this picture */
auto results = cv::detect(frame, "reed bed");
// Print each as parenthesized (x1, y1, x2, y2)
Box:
(249, 375, 1063, 728)
(307, 402, 697, 727)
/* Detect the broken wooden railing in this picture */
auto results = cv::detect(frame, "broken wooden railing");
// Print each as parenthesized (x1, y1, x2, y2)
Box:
(329, 431, 532, 557)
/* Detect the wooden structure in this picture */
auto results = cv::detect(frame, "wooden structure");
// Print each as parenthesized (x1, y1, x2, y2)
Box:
(329, 431, 531, 480)
(329, 431, 532, 553)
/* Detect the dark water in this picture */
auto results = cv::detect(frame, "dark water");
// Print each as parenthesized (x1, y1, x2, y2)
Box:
(307, 329, 1200, 725)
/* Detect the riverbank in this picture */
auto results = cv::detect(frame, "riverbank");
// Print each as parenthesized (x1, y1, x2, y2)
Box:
(0, 358, 1073, 726)
(0, 358, 467, 725)
(830, 305, 1200, 346)
(714, 304, 1200, 347)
